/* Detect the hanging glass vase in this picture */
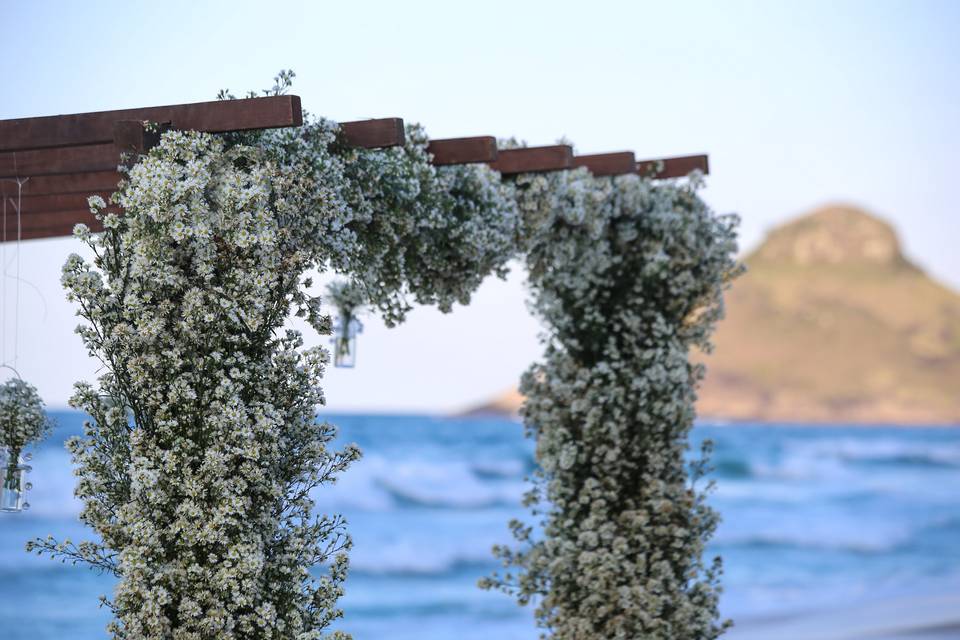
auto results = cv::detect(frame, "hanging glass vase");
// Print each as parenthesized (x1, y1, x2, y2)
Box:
(0, 374, 48, 513)
(332, 315, 363, 368)
(1, 448, 31, 513)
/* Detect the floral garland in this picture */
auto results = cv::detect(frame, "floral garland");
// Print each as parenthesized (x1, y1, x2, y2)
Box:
(336, 124, 517, 324)
(481, 168, 741, 639)
(258, 118, 518, 326)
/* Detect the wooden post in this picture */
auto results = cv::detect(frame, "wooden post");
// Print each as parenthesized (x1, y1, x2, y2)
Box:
(114, 120, 172, 168)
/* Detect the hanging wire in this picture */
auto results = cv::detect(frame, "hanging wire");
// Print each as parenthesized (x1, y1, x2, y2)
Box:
(0, 162, 29, 374)
(0, 363, 21, 381)
(2, 179, 7, 371)
(13, 177, 23, 369)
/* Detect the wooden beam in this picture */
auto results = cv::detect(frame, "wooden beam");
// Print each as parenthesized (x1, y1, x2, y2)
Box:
(0, 171, 121, 197)
(338, 118, 405, 149)
(0, 144, 119, 179)
(636, 154, 709, 179)
(572, 152, 637, 177)
(0, 111, 406, 178)
(0, 95, 303, 153)
(7, 219, 104, 242)
(489, 145, 573, 175)
(15, 209, 101, 231)
(427, 137, 498, 165)
(3, 192, 114, 215)
(2, 210, 100, 242)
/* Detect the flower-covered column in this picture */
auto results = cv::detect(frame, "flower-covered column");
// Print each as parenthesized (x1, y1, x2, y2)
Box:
(32, 132, 359, 639)
(483, 170, 741, 639)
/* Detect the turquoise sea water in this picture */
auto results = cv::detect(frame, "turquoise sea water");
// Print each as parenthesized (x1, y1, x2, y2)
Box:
(2, 411, 959, 639)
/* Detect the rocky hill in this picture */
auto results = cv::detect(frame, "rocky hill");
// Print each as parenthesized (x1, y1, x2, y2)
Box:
(697, 204, 960, 424)
(462, 205, 960, 425)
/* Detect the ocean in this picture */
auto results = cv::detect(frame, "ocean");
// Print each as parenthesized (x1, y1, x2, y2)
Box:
(2, 411, 959, 639)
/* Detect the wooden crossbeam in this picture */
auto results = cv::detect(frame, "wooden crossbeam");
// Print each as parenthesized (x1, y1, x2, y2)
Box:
(5, 209, 100, 233)
(1, 197, 110, 240)
(572, 152, 637, 176)
(1, 171, 121, 197)
(427, 137, 498, 165)
(0, 92, 711, 242)
(637, 154, 709, 179)
(0, 97, 409, 180)
(0, 144, 117, 179)
(489, 145, 573, 175)
(339, 118, 405, 149)
(1, 152, 714, 242)
(5, 219, 103, 242)
(4, 192, 113, 215)
(0, 96, 303, 153)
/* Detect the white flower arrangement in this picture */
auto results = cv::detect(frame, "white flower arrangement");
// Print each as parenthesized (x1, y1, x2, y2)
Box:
(30, 132, 360, 639)
(480, 167, 742, 639)
(29, 80, 520, 638)
(0, 377, 51, 511)
(28, 71, 741, 639)
(0, 377, 50, 457)
(255, 119, 518, 327)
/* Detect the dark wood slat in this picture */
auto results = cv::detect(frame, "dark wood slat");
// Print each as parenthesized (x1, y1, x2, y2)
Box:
(0, 171, 121, 197)
(1, 113, 406, 178)
(636, 154, 709, 179)
(572, 152, 637, 177)
(0, 95, 303, 153)
(19, 209, 101, 230)
(5, 192, 114, 214)
(2, 210, 103, 242)
(489, 145, 573, 175)
(339, 118, 405, 149)
(6, 221, 103, 242)
(0, 144, 119, 178)
(4, 226, 68, 242)
(2, 119, 409, 192)
(427, 137, 498, 165)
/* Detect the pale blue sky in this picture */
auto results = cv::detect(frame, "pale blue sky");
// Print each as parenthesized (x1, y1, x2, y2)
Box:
(1, 1, 958, 411)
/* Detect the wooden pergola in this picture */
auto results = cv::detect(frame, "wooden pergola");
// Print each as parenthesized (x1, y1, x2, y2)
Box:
(0, 95, 708, 242)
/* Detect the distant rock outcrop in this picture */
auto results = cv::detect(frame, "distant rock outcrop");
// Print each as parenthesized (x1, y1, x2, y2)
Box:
(697, 204, 960, 424)
(458, 388, 524, 418)
(461, 205, 960, 425)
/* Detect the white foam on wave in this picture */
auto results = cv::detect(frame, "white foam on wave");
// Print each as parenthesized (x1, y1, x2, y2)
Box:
(27, 438, 528, 516)
(787, 437, 960, 468)
(471, 459, 526, 478)
(313, 453, 527, 512)
(348, 535, 496, 575)
(713, 502, 915, 553)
